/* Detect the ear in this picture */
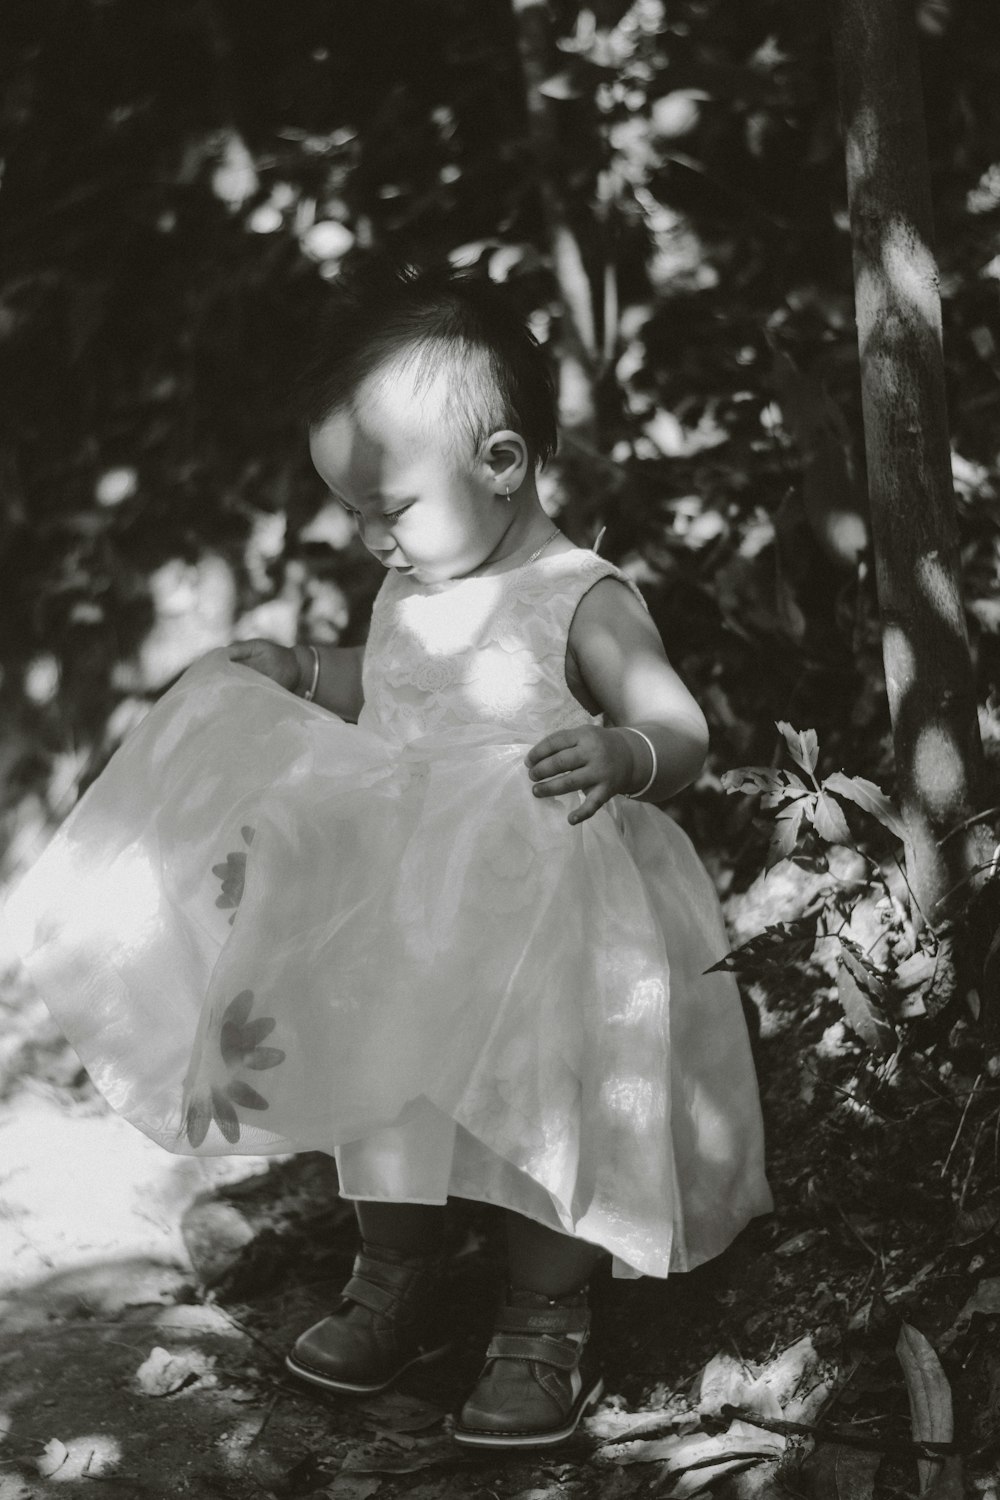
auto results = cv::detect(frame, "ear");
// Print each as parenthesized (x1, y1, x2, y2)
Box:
(482, 430, 529, 496)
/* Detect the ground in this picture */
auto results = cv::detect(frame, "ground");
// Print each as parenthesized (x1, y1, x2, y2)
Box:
(1, 867, 999, 1500)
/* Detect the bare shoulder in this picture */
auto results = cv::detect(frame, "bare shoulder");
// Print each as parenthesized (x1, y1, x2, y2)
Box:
(568, 573, 661, 657)
(567, 573, 707, 731)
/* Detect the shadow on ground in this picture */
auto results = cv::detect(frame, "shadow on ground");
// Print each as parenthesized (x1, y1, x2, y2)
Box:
(0, 1146, 777, 1500)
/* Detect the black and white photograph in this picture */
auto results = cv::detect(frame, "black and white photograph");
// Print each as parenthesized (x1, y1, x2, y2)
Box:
(0, 1, 998, 1496)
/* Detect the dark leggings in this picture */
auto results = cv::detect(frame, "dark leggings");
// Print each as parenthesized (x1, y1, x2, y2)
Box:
(354, 1200, 603, 1295)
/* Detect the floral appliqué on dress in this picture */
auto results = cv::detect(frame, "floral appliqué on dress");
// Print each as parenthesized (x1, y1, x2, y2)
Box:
(212, 825, 255, 924)
(184, 988, 285, 1146)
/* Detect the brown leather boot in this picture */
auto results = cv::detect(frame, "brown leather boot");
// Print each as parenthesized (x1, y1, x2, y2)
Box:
(285, 1242, 449, 1394)
(453, 1286, 603, 1448)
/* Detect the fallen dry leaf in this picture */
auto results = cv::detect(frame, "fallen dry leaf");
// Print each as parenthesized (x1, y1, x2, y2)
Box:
(698, 1352, 783, 1423)
(357, 1392, 445, 1433)
(944, 1275, 1000, 1342)
(774, 1229, 823, 1257)
(339, 1434, 459, 1475)
(807, 1442, 880, 1500)
(896, 1323, 962, 1498)
(330, 1477, 382, 1500)
(36, 1438, 69, 1478)
(587, 1407, 699, 1442)
(134, 1344, 216, 1396)
(599, 1418, 785, 1474)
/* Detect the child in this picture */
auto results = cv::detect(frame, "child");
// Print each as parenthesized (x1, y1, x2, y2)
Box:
(5, 263, 771, 1450)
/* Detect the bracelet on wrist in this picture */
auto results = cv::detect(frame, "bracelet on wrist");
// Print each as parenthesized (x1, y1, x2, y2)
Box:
(299, 644, 321, 703)
(621, 726, 658, 799)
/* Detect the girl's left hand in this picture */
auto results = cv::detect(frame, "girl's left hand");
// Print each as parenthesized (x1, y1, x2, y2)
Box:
(525, 726, 644, 826)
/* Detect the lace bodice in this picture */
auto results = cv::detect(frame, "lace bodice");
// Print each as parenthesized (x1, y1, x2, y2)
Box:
(357, 547, 646, 745)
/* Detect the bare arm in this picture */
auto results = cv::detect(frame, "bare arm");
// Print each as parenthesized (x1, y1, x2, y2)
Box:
(227, 639, 366, 723)
(526, 579, 709, 823)
(292, 643, 365, 722)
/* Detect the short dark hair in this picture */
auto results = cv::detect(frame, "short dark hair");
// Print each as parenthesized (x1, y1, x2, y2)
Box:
(297, 260, 558, 465)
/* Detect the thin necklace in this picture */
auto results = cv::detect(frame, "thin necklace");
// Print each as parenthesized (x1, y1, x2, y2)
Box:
(462, 526, 562, 581)
(521, 527, 562, 567)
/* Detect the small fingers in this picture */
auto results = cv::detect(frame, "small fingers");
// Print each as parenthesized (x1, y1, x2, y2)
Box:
(525, 730, 579, 768)
(531, 767, 597, 799)
(568, 787, 610, 826)
(226, 639, 259, 660)
(527, 746, 587, 783)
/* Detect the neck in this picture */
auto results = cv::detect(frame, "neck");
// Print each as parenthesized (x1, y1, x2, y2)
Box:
(463, 498, 558, 579)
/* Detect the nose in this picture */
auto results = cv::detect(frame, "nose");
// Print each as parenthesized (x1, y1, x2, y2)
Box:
(355, 514, 405, 568)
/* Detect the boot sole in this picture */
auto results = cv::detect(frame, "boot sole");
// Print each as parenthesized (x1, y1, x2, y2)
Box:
(452, 1374, 604, 1449)
(285, 1341, 451, 1395)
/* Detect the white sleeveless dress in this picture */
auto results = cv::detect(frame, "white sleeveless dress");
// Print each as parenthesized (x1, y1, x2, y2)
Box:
(4, 548, 771, 1278)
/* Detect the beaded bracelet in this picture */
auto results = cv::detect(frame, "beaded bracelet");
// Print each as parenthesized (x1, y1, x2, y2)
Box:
(621, 727, 658, 799)
(300, 644, 321, 703)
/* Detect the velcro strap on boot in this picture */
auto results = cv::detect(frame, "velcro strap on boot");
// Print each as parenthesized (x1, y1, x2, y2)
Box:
(342, 1273, 398, 1315)
(485, 1333, 582, 1369)
(494, 1304, 590, 1338)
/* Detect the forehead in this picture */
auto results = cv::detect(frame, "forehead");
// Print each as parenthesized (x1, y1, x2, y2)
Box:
(308, 375, 469, 491)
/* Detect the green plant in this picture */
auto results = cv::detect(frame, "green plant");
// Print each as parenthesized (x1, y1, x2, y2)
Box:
(711, 722, 949, 1054)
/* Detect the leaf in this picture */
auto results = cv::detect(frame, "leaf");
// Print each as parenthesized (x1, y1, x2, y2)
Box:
(598, 1420, 784, 1478)
(766, 800, 808, 870)
(952, 1199, 1000, 1245)
(340, 1434, 460, 1474)
(37, 1438, 69, 1478)
(698, 1352, 782, 1422)
(587, 1408, 697, 1442)
(537, 69, 582, 100)
(840, 938, 887, 996)
(896, 1323, 961, 1497)
(774, 1229, 823, 1257)
(760, 772, 808, 809)
(776, 721, 819, 774)
(222, 989, 255, 1027)
(889, 949, 939, 1019)
(893, 951, 936, 993)
(226, 1079, 269, 1110)
(704, 916, 819, 976)
(134, 1345, 215, 1397)
(947, 1275, 1000, 1333)
(329, 1478, 383, 1500)
(358, 1392, 446, 1433)
(811, 790, 852, 844)
(824, 772, 906, 841)
(837, 951, 895, 1055)
(722, 766, 787, 798)
(807, 1443, 880, 1500)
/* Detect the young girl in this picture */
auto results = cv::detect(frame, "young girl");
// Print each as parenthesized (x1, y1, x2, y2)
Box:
(5, 264, 771, 1450)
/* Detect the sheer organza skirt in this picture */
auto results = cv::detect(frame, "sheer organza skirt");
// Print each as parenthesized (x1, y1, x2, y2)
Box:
(5, 651, 771, 1276)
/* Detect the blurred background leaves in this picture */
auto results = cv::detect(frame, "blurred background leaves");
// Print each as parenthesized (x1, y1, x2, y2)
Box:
(1, 0, 999, 881)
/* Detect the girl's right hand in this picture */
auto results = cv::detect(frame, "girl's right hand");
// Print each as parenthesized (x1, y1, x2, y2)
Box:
(227, 638, 303, 693)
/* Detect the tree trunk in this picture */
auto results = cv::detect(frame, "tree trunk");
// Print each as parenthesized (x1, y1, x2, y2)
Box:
(828, 0, 988, 928)
(510, 0, 599, 445)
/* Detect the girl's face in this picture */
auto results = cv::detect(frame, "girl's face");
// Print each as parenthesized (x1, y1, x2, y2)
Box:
(309, 377, 512, 585)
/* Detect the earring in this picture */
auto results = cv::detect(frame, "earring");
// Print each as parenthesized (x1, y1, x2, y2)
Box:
(504, 485, 512, 504)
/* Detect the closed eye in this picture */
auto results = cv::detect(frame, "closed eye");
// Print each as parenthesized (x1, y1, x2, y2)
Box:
(335, 499, 411, 525)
